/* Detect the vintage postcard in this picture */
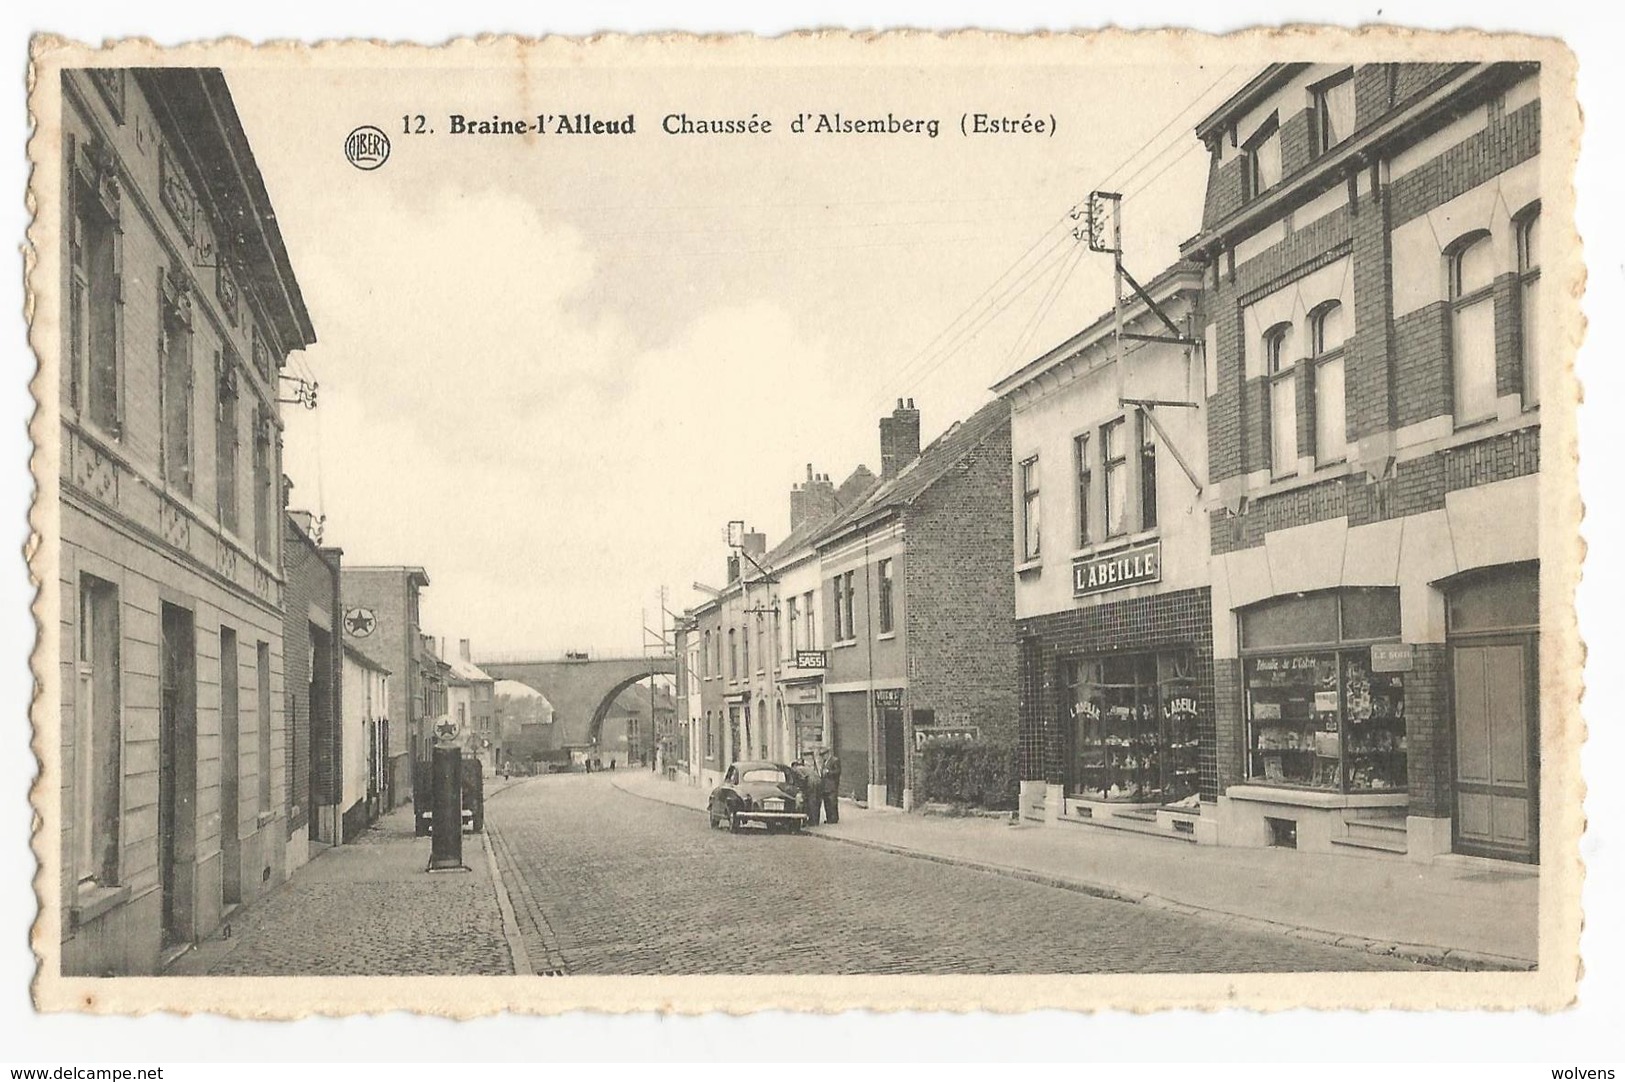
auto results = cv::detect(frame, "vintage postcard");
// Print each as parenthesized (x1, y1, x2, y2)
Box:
(25, 29, 1583, 1016)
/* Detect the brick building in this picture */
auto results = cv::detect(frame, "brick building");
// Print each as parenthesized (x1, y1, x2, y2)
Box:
(816, 399, 1017, 809)
(339, 566, 432, 808)
(57, 68, 316, 974)
(281, 510, 343, 872)
(994, 262, 1216, 841)
(1183, 62, 1546, 862)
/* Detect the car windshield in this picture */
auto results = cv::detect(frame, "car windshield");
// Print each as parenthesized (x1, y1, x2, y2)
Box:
(739, 767, 790, 785)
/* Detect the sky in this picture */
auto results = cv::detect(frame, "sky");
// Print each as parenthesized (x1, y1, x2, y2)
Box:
(225, 47, 1252, 657)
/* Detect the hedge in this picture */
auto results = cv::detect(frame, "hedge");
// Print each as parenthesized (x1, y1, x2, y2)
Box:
(915, 739, 1019, 811)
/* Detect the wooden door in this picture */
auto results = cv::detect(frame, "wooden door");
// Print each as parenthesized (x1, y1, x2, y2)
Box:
(1453, 637, 1537, 861)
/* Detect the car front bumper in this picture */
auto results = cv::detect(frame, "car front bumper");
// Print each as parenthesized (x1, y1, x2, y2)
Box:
(734, 809, 808, 824)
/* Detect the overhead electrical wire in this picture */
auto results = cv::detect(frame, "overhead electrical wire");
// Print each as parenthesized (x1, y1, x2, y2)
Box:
(863, 65, 1244, 409)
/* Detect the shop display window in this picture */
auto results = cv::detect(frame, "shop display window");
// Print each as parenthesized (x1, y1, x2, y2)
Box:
(1241, 588, 1407, 793)
(1066, 650, 1200, 804)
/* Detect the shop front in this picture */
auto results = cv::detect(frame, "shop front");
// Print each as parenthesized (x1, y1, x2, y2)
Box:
(1018, 584, 1217, 840)
(1065, 650, 1202, 807)
(1219, 587, 1417, 853)
(778, 654, 828, 764)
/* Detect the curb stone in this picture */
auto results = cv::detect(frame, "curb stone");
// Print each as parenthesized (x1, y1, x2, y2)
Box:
(610, 775, 1534, 973)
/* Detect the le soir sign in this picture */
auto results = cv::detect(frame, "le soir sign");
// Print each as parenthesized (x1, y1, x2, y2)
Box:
(1073, 538, 1161, 597)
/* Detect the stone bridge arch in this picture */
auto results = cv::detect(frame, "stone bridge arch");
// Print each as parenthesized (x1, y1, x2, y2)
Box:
(480, 654, 676, 753)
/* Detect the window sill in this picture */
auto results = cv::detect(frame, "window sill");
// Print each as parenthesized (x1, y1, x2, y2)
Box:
(1014, 557, 1042, 576)
(1250, 460, 1358, 501)
(1074, 526, 1160, 561)
(1226, 784, 1408, 810)
(876, 632, 896, 642)
(256, 810, 277, 828)
(831, 639, 858, 650)
(71, 882, 131, 929)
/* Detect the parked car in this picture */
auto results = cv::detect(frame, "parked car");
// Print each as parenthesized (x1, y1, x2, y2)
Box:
(707, 761, 809, 833)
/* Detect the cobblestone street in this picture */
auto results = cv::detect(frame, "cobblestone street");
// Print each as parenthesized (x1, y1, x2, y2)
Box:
(486, 772, 1432, 976)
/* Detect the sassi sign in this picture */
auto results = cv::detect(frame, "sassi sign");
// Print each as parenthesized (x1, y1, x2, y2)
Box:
(1073, 539, 1161, 597)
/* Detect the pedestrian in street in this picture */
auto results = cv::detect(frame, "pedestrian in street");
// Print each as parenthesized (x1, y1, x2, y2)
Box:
(610, 758, 616, 771)
(797, 753, 823, 827)
(820, 745, 841, 824)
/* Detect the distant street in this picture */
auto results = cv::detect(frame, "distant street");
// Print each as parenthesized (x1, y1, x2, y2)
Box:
(485, 773, 1430, 976)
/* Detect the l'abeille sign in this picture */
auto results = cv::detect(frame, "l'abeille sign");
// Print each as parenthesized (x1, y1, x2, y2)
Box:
(1073, 539, 1161, 597)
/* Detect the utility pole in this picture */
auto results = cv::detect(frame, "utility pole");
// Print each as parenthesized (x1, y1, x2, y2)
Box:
(1079, 189, 1206, 496)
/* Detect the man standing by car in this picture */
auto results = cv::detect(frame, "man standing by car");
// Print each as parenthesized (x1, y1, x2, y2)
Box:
(819, 744, 841, 824)
(795, 752, 823, 827)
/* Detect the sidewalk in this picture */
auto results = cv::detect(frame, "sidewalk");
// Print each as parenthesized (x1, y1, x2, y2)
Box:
(167, 785, 530, 976)
(611, 771, 1538, 970)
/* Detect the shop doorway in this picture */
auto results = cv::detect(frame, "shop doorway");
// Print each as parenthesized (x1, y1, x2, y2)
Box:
(159, 603, 197, 948)
(1446, 564, 1539, 863)
(881, 707, 905, 807)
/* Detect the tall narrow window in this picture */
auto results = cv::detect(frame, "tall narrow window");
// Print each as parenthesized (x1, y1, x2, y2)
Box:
(68, 168, 120, 435)
(1019, 456, 1041, 560)
(252, 409, 273, 559)
(786, 597, 799, 658)
(756, 616, 765, 672)
(1517, 204, 1541, 408)
(1102, 418, 1128, 538)
(1266, 323, 1298, 478)
(877, 558, 894, 635)
(257, 641, 273, 815)
(160, 278, 196, 496)
(75, 574, 121, 888)
(803, 591, 816, 648)
(728, 629, 737, 680)
(1314, 69, 1356, 153)
(843, 572, 856, 641)
(215, 352, 240, 533)
(1449, 232, 1498, 426)
(742, 621, 751, 674)
(702, 631, 712, 677)
(1310, 301, 1349, 464)
(1073, 433, 1091, 548)
(1139, 416, 1158, 531)
(1245, 115, 1282, 198)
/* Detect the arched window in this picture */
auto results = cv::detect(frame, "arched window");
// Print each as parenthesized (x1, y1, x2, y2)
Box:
(1309, 301, 1348, 464)
(1516, 203, 1541, 407)
(1448, 231, 1497, 426)
(1265, 322, 1298, 478)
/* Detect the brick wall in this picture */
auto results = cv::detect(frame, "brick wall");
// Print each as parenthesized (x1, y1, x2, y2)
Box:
(1213, 658, 1245, 794)
(1202, 154, 1246, 230)
(1279, 109, 1314, 178)
(904, 420, 1020, 767)
(1016, 587, 1218, 802)
(1390, 100, 1540, 229)
(1211, 426, 1540, 555)
(1393, 303, 1450, 428)
(1405, 643, 1451, 818)
(283, 529, 341, 835)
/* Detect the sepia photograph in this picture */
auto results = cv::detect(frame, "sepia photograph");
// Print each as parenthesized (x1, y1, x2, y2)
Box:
(21, 20, 1598, 1028)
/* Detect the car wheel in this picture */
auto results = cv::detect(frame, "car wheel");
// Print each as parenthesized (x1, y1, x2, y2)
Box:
(708, 812, 721, 829)
(728, 813, 743, 834)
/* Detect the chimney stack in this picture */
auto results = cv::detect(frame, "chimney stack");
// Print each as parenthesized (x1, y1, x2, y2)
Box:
(880, 398, 922, 480)
(459, 638, 471, 662)
(790, 465, 839, 529)
(741, 528, 768, 561)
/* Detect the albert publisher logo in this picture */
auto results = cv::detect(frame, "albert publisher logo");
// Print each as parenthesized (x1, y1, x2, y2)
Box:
(344, 125, 391, 170)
